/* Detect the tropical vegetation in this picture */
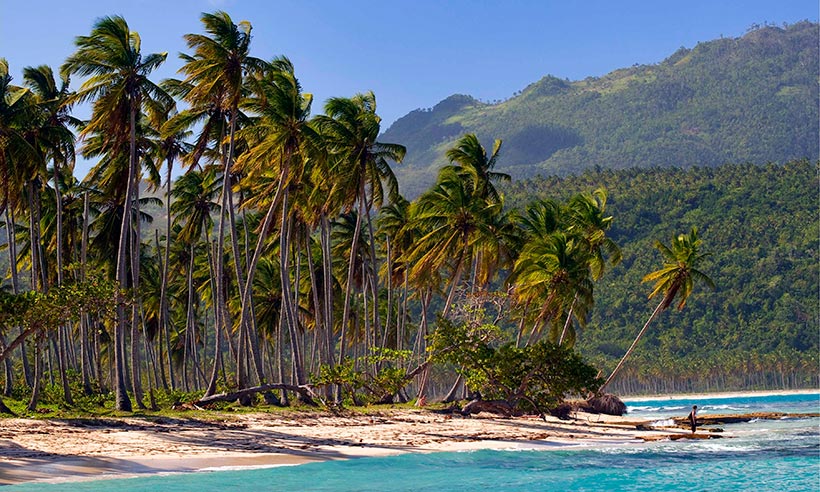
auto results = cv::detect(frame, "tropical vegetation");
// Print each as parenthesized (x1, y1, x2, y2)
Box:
(0, 11, 813, 417)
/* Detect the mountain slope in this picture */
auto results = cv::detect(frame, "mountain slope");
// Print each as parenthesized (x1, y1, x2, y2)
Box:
(383, 22, 819, 197)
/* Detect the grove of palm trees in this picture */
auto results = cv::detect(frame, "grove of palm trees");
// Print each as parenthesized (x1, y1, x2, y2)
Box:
(0, 11, 716, 416)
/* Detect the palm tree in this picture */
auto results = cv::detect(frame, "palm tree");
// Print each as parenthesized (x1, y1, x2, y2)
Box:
(63, 15, 170, 411)
(316, 92, 405, 370)
(175, 11, 268, 392)
(566, 187, 621, 281)
(233, 57, 315, 392)
(511, 232, 592, 346)
(443, 133, 509, 204)
(409, 168, 499, 318)
(149, 101, 190, 391)
(556, 188, 621, 345)
(22, 65, 80, 405)
(171, 167, 220, 391)
(600, 227, 715, 392)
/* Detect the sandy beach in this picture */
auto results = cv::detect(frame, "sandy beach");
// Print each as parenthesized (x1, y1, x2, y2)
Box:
(0, 407, 697, 486)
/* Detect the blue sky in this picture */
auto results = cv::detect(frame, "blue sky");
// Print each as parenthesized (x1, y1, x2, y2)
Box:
(1, 0, 816, 176)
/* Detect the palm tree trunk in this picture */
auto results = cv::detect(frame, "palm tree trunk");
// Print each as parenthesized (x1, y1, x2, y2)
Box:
(26, 339, 43, 412)
(279, 195, 305, 386)
(79, 191, 93, 395)
(159, 158, 175, 391)
(205, 234, 224, 396)
(381, 237, 393, 351)
(320, 214, 334, 367)
(4, 206, 32, 387)
(558, 294, 578, 346)
(414, 289, 431, 405)
(130, 178, 146, 409)
(338, 207, 363, 368)
(235, 153, 291, 390)
(600, 295, 669, 393)
(305, 229, 325, 367)
(112, 101, 138, 412)
(227, 186, 265, 384)
(363, 197, 382, 357)
(1, 334, 13, 397)
(213, 114, 236, 390)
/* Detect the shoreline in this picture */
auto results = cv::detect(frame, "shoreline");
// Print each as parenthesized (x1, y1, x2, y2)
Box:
(0, 410, 669, 486)
(621, 388, 819, 402)
(2, 389, 816, 487)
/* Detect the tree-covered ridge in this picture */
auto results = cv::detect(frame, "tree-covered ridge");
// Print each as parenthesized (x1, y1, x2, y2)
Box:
(384, 21, 819, 197)
(504, 160, 818, 394)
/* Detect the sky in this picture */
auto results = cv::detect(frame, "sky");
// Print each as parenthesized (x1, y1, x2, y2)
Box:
(1, 0, 817, 177)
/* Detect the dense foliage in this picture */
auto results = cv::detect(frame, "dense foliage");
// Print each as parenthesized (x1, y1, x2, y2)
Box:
(430, 317, 601, 416)
(384, 22, 819, 197)
(505, 160, 819, 394)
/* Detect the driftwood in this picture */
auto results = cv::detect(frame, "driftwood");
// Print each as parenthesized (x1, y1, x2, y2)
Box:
(196, 383, 320, 407)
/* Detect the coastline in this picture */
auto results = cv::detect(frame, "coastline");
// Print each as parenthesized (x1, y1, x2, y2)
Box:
(621, 388, 820, 402)
(2, 389, 816, 487)
(0, 410, 663, 486)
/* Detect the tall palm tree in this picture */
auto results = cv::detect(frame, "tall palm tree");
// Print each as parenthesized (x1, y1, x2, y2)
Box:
(175, 11, 268, 392)
(566, 187, 621, 281)
(171, 167, 220, 392)
(62, 15, 170, 411)
(409, 168, 499, 318)
(149, 102, 191, 391)
(0, 58, 39, 213)
(21, 65, 80, 406)
(555, 188, 621, 345)
(600, 227, 715, 392)
(233, 57, 315, 392)
(316, 92, 405, 369)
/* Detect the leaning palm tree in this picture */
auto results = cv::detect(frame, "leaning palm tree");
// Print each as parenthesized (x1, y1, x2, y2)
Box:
(62, 15, 171, 411)
(600, 227, 715, 392)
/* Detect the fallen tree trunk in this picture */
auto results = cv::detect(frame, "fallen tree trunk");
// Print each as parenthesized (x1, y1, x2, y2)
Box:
(196, 383, 320, 407)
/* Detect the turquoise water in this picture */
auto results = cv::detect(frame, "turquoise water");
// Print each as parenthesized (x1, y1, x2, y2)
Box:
(8, 392, 819, 492)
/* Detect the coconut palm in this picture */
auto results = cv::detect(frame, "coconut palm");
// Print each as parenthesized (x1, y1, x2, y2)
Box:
(409, 168, 500, 318)
(566, 187, 621, 281)
(174, 11, 268, 393)
(62, 15, 170, 411)
(232, 57, 316, 391)
(443, 133, 509, 204)
(600, 227, 715, 392)
(511, 232, 592, 346)
(315, 92, 405, 369)
(0, 59, 40, 213)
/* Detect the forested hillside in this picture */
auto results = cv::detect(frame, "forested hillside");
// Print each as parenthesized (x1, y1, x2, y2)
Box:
(384, 22, 819, 197)
(504, 160, 818, 394)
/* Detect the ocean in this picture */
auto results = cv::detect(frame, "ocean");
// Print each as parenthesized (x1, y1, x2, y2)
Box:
(7, 392, 819, 492)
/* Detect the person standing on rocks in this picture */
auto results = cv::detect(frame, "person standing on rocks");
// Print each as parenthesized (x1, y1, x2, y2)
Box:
(687, 405, 698, 433)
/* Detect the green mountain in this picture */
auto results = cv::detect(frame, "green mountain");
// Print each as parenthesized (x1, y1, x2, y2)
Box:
(502, 160, 818, 394)
(383, 22, 819, 198)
